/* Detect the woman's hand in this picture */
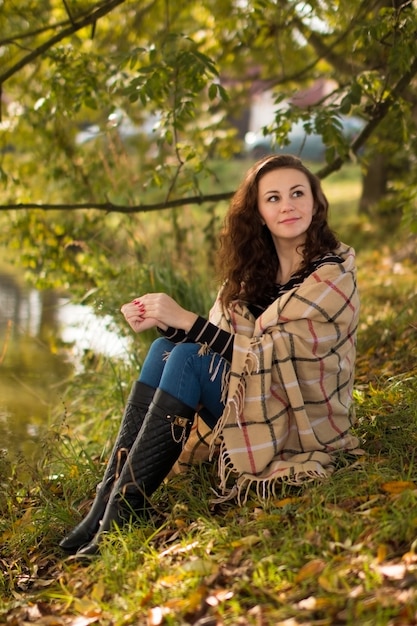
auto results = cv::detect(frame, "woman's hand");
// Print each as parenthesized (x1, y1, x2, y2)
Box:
(120, 300, 159, 333)
(121, 293, 197, 334)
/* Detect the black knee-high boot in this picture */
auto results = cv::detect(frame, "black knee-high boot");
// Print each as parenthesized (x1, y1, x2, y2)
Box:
(75, 388, 195, 557)
(59, 381, 156, 554)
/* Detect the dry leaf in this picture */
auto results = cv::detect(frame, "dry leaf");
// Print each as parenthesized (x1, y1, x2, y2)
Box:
(231, 535, 262, 548)
(375, 562, 407, 580)
(158, 540, 199, 558)
(206, 589, 234, 607)
(181, 558, 214, 575)
(295, 559, 326, 583)
(90, 581, 105, 603)
(297, 595, 335, 610)
(72, 597, 102, 618)
(377, 544, 388, 563)
(273, 497, 300, 508)
(148, 606, 171, 625)
(71, 617, 101, 626)
(380, 481, 416, 494)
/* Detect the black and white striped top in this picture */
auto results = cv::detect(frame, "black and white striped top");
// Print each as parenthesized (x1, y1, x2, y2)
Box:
(159, 253, 344, 364)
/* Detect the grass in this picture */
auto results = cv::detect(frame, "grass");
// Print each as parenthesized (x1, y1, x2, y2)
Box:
(1, 164, 417, 625)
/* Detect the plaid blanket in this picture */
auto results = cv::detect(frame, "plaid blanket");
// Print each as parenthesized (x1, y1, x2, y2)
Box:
(172, 243, 362, 502)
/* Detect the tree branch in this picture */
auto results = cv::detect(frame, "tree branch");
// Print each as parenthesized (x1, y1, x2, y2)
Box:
(0, 0, 128, 85)
(2, 51, 415, 212)
(62, 0, 76, 27)
(0, 192, 235, 214)
(316, 54, 417, 179)
(0, 19, 71, 47)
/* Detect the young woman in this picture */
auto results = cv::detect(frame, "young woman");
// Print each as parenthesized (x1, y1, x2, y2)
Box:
(59, 154, 361, 556)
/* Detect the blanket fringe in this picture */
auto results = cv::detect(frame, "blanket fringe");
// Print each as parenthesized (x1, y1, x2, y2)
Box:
(239, 467, 330, 504)
(209, 467, 331, 505)
(197, 344, 230, 401)
(220, 364, 230, 405)
(197, 342, 211, 357)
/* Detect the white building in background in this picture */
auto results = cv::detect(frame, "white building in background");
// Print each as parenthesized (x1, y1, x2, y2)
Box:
(248, 78, 338, 134)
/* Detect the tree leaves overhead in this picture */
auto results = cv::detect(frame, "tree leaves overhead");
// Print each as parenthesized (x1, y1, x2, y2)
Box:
(0, 0, 416, 218)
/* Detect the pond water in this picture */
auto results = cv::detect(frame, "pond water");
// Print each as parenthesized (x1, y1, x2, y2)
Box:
(0, 270, 130, 467)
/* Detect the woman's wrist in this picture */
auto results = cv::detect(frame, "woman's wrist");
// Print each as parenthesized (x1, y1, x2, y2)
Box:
(182, 312, 198, 333)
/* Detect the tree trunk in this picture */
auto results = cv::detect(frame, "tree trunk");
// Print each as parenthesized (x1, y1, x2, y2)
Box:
(358, 153, 388, 216)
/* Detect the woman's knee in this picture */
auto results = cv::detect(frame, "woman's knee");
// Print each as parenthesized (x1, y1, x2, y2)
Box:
(139, 337, 175, 387)
(147, 336, 174, 358)
(159, 343, 202, 382)
(167, 342, 201, 363)
(158, 343, 203, 406)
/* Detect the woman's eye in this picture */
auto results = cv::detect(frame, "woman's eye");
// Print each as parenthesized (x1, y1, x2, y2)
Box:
(268, 194, 279, 202)
(293, 190, 303, 197)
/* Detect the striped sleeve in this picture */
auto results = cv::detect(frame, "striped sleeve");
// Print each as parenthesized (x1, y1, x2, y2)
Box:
(187, 316, 234, 362)
(158, 326, 188, 343)
(158, 316, 234, 363)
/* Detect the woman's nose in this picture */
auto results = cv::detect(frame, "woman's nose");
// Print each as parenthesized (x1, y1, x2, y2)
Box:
(281, 199, 295, 212)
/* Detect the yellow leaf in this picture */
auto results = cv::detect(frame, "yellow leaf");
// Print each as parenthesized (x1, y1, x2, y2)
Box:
(157, 573, 184, 587)
(181, 584, 207, 612)
(273, 497, 300, 508)
(377, 544, 388, 563)
(72, 597, 102, 617)
(69, 465, 80, 479)
(231, 535, 262, 548)
(90, 580, 105, 602)
(295, 559, 326, 583)
(318, 567, 348, 593)
(402, 551, 417, 564)
(381, 481, 416, 494)
(174, 518, 188, 528)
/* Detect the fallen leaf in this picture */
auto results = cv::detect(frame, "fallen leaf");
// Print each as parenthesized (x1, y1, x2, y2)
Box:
(273, 497, 300, 508)
(375, 562, 407, 580)
(297, 595, 336, 610)
(157, 573, 185, 587)
(71, 617, 101, 626)
(231, 535, 262, 548)
(148, 606, 172, 625)
(380, 480, 415, 494)
(402, 551, 417, 564)
(174, 518, 188, 528)
(158, 540, 199, 558)
(377, 544, 388, 563)
(90, 580, 105, 603)
(181, 558, 215, 575)
(295, 559, 326, 583)
(206, 589, 234, 607)
(181, 584, 208, 613)
(72, 597, 102, 618)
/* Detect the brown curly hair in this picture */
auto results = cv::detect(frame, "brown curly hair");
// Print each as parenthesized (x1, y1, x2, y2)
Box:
(217, 154, 340, 308)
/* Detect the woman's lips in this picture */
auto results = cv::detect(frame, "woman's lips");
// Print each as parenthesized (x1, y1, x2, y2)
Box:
(279, 217, 300, 224)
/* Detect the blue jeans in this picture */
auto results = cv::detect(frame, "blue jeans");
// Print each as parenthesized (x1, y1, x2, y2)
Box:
(138, 337, 229, 429)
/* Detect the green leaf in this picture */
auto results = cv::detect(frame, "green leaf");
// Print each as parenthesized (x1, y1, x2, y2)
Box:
(208, 84, 218, 101)
(339, 95, 352, 115)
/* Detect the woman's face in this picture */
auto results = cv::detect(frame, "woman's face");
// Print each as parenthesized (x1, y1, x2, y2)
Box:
(257, 167, 315, 248)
